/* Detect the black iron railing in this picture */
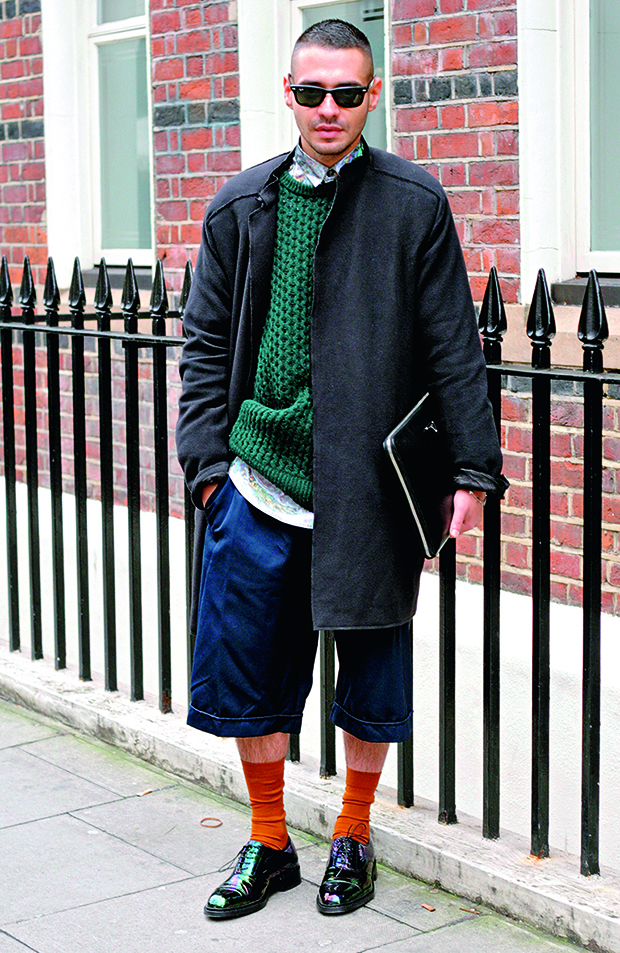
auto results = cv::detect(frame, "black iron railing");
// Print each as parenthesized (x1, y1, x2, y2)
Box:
(0, 253, 617, 880)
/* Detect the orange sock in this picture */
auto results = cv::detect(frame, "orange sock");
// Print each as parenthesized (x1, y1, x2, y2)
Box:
(241, 757, 289, 851)
(332, 766, 382, 844)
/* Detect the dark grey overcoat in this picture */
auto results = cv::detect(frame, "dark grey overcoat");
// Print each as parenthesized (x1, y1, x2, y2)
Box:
(176, 144, 507, 631)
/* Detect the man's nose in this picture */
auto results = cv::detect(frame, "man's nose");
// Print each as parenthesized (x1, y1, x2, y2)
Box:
(318, 92, 339, 118)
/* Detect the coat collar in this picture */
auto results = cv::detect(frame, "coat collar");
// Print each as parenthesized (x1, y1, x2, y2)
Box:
(256, 138, 371, 206)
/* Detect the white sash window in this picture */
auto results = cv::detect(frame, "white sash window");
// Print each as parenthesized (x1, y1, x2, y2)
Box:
(89, 1, 153, 266)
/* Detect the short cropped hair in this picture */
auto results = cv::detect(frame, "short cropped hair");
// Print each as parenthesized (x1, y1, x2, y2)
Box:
(292, 19, 374, 78)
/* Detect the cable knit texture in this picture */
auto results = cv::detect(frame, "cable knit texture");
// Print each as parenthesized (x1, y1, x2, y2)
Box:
(229, 172, 335, 507)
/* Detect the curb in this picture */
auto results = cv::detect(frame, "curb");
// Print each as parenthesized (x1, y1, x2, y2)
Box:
(1, 650, 619, 953)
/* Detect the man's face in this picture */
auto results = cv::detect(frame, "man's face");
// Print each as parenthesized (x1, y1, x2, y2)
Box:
(283, 45, 381, 166)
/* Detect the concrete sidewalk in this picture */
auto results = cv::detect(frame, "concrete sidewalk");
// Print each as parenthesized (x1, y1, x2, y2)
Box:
(0, 698, 584, 953)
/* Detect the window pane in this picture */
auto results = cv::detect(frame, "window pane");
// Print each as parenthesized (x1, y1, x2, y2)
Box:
(302, 1, 386, 151)
(98, 0, 145, 25)
(98, 37, 151, 250)
(590, 0, 620, 251)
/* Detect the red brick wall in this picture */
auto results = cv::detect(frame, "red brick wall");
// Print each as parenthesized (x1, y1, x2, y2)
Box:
(391, 0, 519, 304)
(0, 0, 46, 289)
(150, 0, 240, 299)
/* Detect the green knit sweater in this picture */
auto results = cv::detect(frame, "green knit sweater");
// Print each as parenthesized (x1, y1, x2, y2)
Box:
(228, 171, 335, 507)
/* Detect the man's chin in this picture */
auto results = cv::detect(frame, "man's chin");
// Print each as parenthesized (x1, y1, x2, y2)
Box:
(312, 136, 354, 156)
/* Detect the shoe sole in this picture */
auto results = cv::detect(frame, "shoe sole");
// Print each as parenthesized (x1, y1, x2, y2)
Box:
(205, 865, 302, 920)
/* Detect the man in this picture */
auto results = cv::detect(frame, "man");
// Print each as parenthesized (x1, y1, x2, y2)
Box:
(177, 19, 507, 920)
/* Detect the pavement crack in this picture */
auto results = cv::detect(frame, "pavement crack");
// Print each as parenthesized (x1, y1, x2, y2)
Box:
(0, 799, 126, 832)
(0, 928, 41, 951)
(1, 876, 198, 928)
(12, 745, 178, 799)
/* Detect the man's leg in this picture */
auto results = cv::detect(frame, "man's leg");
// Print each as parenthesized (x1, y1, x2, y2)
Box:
(188, 482, 315, 919)
(331, 732, 388, 843)
(237, 732, 290, 851)
(317, 624, 413, 916)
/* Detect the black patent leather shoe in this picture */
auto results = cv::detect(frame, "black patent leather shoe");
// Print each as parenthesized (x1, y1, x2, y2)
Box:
(205, 838, 301, 920)
(316, 835, 377, 915)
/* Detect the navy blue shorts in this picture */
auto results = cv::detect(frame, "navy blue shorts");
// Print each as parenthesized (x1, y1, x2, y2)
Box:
(187, 478, 413, 743)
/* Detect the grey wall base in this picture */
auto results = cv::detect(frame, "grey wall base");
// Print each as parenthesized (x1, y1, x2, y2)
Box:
(1, 648, 619, 953)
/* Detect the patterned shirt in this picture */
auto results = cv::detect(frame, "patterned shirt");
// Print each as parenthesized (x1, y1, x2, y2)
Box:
(229, 140, 365, 529)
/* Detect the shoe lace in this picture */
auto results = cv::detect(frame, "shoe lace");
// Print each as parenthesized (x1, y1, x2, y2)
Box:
(329, 825, 369, 873)
(217, 841, 261, 876)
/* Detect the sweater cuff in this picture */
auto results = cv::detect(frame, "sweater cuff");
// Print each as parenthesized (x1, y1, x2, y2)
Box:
(453, 469, 509, 499)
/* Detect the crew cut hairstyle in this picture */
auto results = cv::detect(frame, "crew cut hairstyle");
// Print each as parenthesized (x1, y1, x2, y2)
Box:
(293, 19, 374, 76)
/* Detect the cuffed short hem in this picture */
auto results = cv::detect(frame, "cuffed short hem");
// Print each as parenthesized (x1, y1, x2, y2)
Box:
(187, 704, 303, 738)
(330, 701, 413, 744)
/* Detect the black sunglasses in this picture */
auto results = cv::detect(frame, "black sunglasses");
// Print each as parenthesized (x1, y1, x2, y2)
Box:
(288, 81, 373, 108)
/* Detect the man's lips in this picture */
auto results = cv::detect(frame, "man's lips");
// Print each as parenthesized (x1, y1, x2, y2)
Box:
(315, 125, 344, 135)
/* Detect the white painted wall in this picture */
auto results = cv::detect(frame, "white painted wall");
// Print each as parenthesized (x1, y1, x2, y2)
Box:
(1, 481, 619, 871)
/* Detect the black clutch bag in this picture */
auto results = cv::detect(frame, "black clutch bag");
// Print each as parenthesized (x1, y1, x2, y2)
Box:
(383, 392, 454, 559)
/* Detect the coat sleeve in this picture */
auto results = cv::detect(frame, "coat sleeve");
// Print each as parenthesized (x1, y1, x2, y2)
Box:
(415, 190, 508, 496)
(176, 214, 234, 508)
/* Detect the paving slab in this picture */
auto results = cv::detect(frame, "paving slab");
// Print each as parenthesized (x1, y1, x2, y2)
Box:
(0, 690, 590, 953)
(384, 912, 583, 952)
(0, 698, 60, 749)
(5, 873, 418, 953)
(21, 731, 177, 798)
(0, 747, 122, 827)
(0, 813, 192, 925)
(72, 783, 317, 877)
(297, 838, 484, 931)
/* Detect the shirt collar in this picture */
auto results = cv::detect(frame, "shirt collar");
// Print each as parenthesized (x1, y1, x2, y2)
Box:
(288, 140, 365, 188)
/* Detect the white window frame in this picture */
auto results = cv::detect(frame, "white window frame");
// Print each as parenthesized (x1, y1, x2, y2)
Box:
(517, 0, 578, 300)
(574, 0, 620, 273)
(87, 5, 154, 267)
(237, 0, 390, 171)
(41, 1, 154, 287)
(41, 0, 92, 288)
(518, 0, 620, 302)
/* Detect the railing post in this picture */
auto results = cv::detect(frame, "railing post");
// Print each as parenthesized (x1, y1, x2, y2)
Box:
(20, 257, 43, 660)
(320, 629, 337, 777)
(150, 259, 172, 714)
(397, 621, 414, 807)
(69, 258, 91, 680)
(43, 258, 66, 670)
(179, 261, 196, 705)
(438, 537, 457, 824)
(94, 259, 117, 692)
(527, 270, 555, 857)
(527, 269, 556, 858)
(0, 256, 20, 651)
(579, 270, 607, 877)
(122, 259, 144, 701)
(478, 267, 506, 839)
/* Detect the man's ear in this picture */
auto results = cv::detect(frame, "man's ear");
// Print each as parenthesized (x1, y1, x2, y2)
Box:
(367, 76, 382, 114)
(283, 74, 294, 110)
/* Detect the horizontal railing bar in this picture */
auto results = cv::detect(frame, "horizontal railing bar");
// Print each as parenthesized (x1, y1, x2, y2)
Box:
(487, 363, 620, 384)
(1, 310, 183, 324)
(0, 321, 184, 346)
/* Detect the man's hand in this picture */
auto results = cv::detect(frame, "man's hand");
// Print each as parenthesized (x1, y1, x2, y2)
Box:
(449, 488, 486, 538)
(202, 482, 220, 508)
